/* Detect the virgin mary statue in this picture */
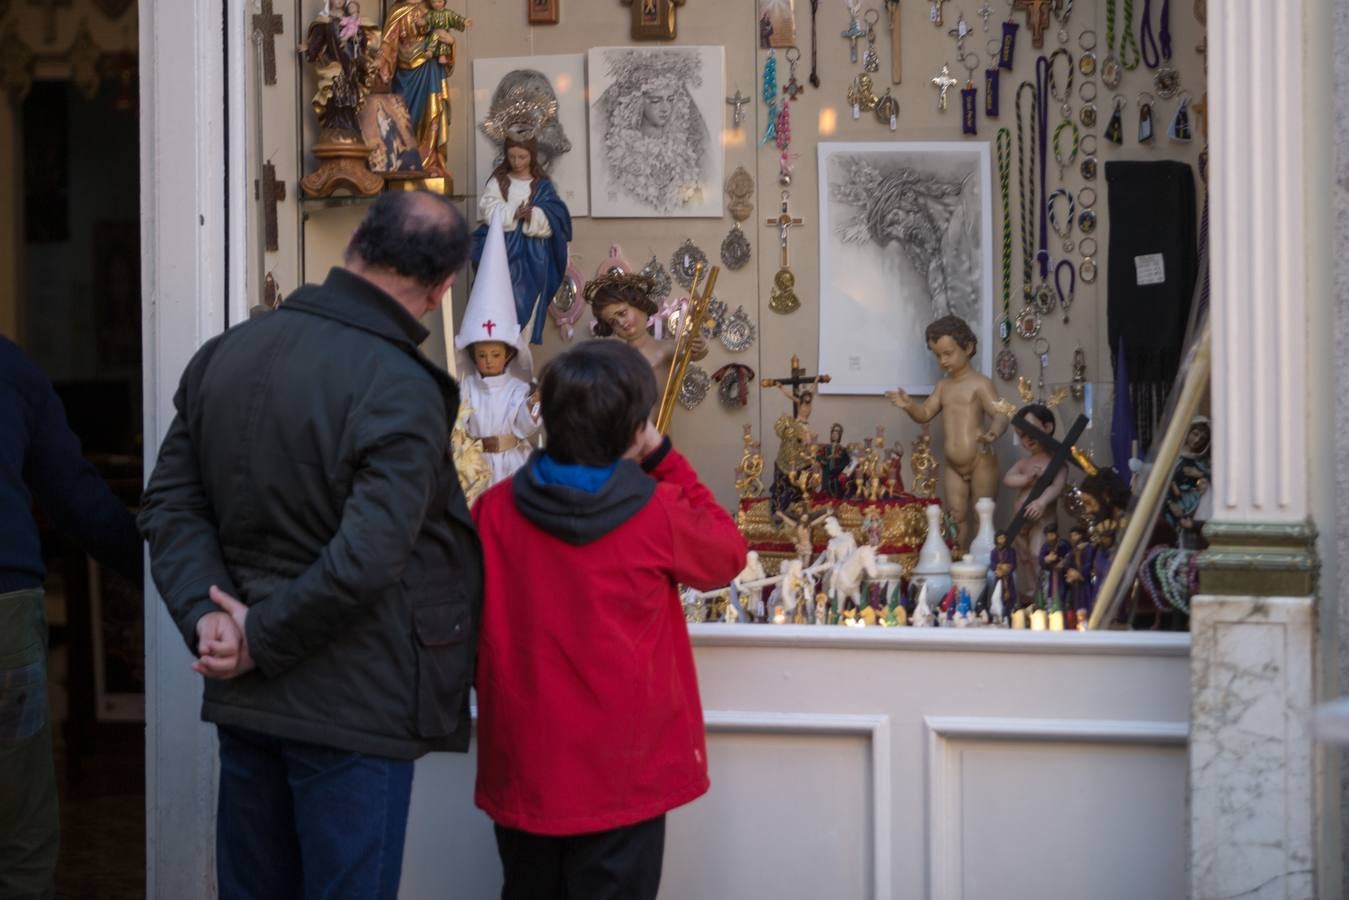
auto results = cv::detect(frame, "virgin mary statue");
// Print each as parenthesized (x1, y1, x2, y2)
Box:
(377, 1, 458, 177)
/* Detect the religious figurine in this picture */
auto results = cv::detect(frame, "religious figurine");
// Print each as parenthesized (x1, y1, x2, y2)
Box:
(814, 515, 858, 596)
(1077, 468, 1132, 618)
(816, 423, 852, 498)
(813, 592, 830, 625)
(990, 531, 1018, 609)
(1003, 404, 1067, 589)
(734, 550, 768, 621)
(454, 211, 541, 487)
(1062, 524, 1094, 620)
(776, 504, 832, 570)
(910, 429, 939, 497)
(1164, 416, 1211, 549)
(911, 582, 935, 627)
(471, 128, 572, 346)
(585, 249, 706, 390)
(377, 0, 470, 179)
(888, 316, 1009, 549)
(735, 426, 766, 499)
(300, 1, 385, 196)
(768, 388, 819, 514)
(775, 558, 808, 623)
(859, 507, 883, 548)
(1037, 521, 1071, 608)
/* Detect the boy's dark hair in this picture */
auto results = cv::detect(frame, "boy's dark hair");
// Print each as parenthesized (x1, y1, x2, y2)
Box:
(925, 314, 977, 356)
(539, 340, 657, 466)
(1042, 521, 1059, 535)
(345, 191, 467, 288)
(1070, 524, 1087, 539)
(1014, 403, 1057, 438)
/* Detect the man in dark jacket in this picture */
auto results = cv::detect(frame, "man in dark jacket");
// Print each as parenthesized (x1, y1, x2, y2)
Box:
(139, 191, 482, 900)
(0, 336, 143, 900)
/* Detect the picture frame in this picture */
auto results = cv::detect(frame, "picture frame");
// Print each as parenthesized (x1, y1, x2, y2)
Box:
(527, 0, 558, 26)
(357, 93, 424, 175)
(816, 141, 993, 396)
(626, 0, 681, 40)
(587, 45, 725, 218)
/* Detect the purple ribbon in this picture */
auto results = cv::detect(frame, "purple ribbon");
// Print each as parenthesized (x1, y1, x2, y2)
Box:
(999, 20, 1018, 70)
(985, 67, 1000, 117)
(961, 85, 978, 135)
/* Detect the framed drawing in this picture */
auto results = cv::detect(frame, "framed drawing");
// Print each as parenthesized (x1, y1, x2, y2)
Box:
(358, 93, 424, 175)
(817, 141, 993, 395)
(587, 46, 725, 218)
(473, 54, 589, 216)
(527, 0, 559, 24)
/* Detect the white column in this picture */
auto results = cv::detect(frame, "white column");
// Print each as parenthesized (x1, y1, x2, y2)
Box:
(141, 0, 234, 895)
(1192, 3, 1332, 899)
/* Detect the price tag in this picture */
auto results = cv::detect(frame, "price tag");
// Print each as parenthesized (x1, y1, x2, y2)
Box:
(852, 103, 861, 120)
(1134, 253, 1166, 286)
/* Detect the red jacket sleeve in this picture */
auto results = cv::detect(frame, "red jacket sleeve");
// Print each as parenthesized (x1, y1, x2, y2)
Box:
(647, 444, 747, 591)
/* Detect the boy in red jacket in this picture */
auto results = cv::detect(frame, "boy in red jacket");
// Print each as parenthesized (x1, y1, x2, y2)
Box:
(472, 339, 748, 899)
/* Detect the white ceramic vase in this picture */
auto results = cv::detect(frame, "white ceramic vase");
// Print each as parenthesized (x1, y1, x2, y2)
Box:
(969, 497, 997, 568)
(913, 504, 953, 600)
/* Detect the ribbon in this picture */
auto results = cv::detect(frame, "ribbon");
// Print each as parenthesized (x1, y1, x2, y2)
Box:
(984, 67, 1000, 117)
(999, 20, 1018, 70)
(712, 363, 757, 407)
(961, 85, 978, 135)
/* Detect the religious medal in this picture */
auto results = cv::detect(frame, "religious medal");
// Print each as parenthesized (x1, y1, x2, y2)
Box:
(714, 363, 757, 407)
(1078, 29, 1098, 76)
(720, 225, 752, 270)
(783, 46, 805, 100)
(985, 65, 1001, 117)
(1032, 279, 1056, 316)
(702, 298, 727, 339)
(1080, 155, 1097, 180)
(720, 306, 758, 352)
(1154, 65, 1181, 99)
(1052, 0, 1074, 44)
(848, 73, 878, 119)
(1015, 304, 1042, 339)
(678, 365, 711, 410)
(842, 0, 866, 63)
(1078, 237, 1098, 285)
(640, 256, 672, 300)
(1079, 104, 1097, 128)
(996, 349, 1019, 381)
(948, 10, 972, 50)
(1137, 92, 1155, 143)
(1168, 93, 1194, 143)
(670, 240, 707, 288)
(875, 89, 900, 130)
(1077, 209, 1097, 234)
(769, 268, 801, 314)
(862, 9, 882, 73)
(1100, 53, 1121, 89)
(1104, 95, 1125, 144)
(726, 166, 755, 222)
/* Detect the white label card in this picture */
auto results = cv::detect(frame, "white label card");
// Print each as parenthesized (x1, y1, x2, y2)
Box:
(1134, 253, 1166, 286)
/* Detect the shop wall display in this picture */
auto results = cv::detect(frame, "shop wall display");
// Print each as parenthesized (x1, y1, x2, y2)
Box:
(817, 141, 992, 396)
(586, 45, 725, 218)
(472, 54, 590, 216)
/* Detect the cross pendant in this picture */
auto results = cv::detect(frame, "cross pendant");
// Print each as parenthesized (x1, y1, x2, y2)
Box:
(252, 0, 285, 87)
(977, 0, 993, 30)
(1011, 0, 1053, 48)
(930, 63, 959, 111)
(842, 15, 866, 64)
(929, 0, 949, 26)
(726, 89, 751, 127)
(766, 192, 805, 269)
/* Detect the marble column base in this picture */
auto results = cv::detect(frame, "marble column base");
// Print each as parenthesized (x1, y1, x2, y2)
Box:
(1190, 593, 1319, 900)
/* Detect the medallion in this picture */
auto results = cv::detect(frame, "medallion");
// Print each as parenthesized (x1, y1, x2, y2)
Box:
(875, 89, 900, 130)
(1101, 54, 1122, 89)
(1079, 256, 1098, 283)
(678, 365, 711, 410)
(1168, 94, 1194, 143)
(1079, 104, 1097, 128)
(720, 224, 752, 270)
(670, 240, 708, 288)
(996, 348, 1019, 381)
(726, 166, 756, 222)
(720, 306, 758, 352)
(701, 299, 728, 339)
(1078, 51, 1096, 77)
(1153, 64, 1181, 99)
(769, 268, 801, 313)
(1137, 93, 1155, 143)
(1078, 209, 1097, 234)
(1015, 305, 1042, 340)
(641, 255, 672, 299)
(1032, 281, 1057, 316)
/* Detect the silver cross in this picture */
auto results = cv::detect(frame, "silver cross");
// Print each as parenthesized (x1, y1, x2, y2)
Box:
(930, 62, 960, 110)
(977, 0, 994, 30)
(726, 89, 751, 127)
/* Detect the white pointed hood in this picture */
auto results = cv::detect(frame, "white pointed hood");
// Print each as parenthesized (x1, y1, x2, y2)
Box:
(456, 209, 533, 380)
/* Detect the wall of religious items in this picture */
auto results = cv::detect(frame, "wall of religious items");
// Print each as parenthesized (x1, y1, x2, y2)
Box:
(261, 0, 1208, 631)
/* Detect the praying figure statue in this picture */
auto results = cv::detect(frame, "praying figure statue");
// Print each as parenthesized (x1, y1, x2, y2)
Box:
(887, 315, 1008, 550)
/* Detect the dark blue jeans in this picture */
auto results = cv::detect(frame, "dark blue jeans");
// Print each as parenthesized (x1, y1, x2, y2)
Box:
(216, 725, 414, 900)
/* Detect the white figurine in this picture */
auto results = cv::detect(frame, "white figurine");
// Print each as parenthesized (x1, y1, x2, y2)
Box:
(988, 579, 1006, 626)
(733, 550, 767, 620)
(912, 582, 934, 628)
(814, 515, 858, 597)
(832, 544, 878, 614)
(455, 210, 541, 488)
(779, 559, 806, 620)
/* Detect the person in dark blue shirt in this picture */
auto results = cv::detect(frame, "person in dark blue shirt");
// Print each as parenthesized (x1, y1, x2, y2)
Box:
(0, 335, 142, 899)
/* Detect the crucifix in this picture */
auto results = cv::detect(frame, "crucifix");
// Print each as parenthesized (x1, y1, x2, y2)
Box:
(726, 88, 751, 127)
(885, 0, 902, 84)
(766, 192, 804, 313)
(761, 354, 831, 417)
(255, 161, 287, 253)
(1001, 410, 1090, 544)
(947, 11, 972, 49)
(928, 0, 950, 26)
(29, 0, 71, 45)
(841, 1, 867, 64)
(976, 0, 993, 30)
(251, 0, 284, 86)
(930, 62, 959, 111)
(1011, 0, 1053, 48)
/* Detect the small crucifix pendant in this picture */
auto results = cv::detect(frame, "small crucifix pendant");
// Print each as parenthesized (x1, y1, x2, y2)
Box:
(929, 0, 950, 26)
(930, 62, 959, 111)
(842, 0, 866, 64)
(726, 88, 751, 127)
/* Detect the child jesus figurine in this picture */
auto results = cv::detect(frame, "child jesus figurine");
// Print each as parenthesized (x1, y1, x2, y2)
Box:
(424, 0, 471, 66)
(887, 315, 1008, 550)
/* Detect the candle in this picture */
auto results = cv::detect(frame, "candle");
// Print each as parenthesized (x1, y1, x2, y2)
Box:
(1029, 609, 1048, 631)
(1048, 610, 1065, 631)
(1011, 608, 1027, 629)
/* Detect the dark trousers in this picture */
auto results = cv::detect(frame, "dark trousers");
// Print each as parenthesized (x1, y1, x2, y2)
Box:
(0, 589, 57, 900)
(216, 725, 414, 900)
(494, 815, 666, 900)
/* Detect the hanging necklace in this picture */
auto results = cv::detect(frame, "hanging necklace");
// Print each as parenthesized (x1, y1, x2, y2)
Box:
(1101, 0, 1122, 88)
(1014, 81, 1041, 340)
(996, 127, 1017, 380)
(1054, 257, 1076, 323)
(1119, 0, 1141, 71)
(1145, 0, 1180, 96)
(761, 51, 778, 145)
(1051, 0, 1073, 44)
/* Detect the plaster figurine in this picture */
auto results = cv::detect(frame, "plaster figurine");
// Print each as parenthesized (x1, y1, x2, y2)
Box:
(1163, 416, 1211, 549)
(817, 423, 853, 498)
(990, 531, 1018, 609)
(1037, 521, 1072, 607)
(814, 515, 858, 596)
(1003, 403, 1067, 578)
(887, 315, 1009, 549)
(733, 550, 768, 621)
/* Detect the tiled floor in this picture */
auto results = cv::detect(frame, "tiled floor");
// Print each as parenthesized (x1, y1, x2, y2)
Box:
(52, 725, 145, 900)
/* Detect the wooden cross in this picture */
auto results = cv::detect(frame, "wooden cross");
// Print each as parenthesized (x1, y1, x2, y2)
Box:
(766, 192, 804, 268)
(726, 88, 751, 127)
(1012, 0, 1053, 48)
(252, 0, 284, 86)
(255, 161, 286, 252)
(761, 354, 831, 416)
(885, 0, 902, 84)
(930, 62, 959, 111)
(29, 0, 71, 45)
(1001, 411, 1090, 543)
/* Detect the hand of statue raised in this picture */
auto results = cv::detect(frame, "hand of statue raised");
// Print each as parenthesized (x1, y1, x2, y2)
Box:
(884, 388, 910, 409)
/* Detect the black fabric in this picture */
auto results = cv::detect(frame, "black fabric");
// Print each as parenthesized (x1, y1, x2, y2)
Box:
(511, 451, 657, 546)
(1105, 160, 1198, 451)
(0, 336, 143, 593)
(139, 267, 482, 760)
(494, 815, 666, 900)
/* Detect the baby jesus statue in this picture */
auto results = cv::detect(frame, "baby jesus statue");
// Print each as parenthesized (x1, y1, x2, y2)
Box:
(424, 0, 471, 66)
(887, 315, 1008, 550)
